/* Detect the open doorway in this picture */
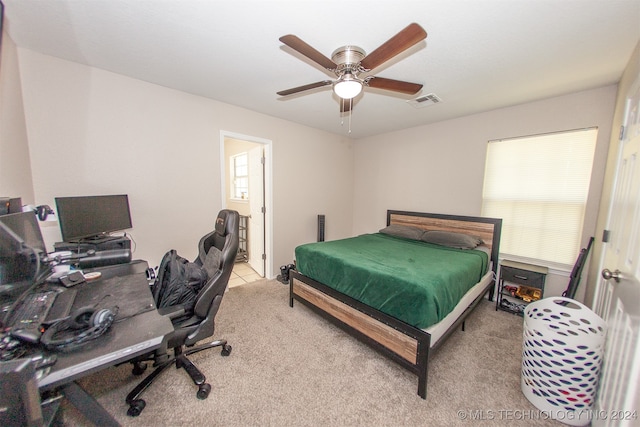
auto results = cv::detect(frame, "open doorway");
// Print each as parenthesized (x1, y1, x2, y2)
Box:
(220, 131, 272, 285)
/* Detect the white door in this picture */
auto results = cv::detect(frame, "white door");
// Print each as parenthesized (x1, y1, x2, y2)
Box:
(248, 145, 265, 277)
(592, 80, 640, 426)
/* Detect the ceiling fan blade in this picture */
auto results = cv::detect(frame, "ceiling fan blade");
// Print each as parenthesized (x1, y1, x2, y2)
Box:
(279, 35, 338, 70)
(360, 23, 427, 71)
(277, 80, 333, 97)
(365, 77, 423, 95)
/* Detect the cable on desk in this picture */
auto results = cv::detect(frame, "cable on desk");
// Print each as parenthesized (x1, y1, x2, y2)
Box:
(113, 303, 155, 324)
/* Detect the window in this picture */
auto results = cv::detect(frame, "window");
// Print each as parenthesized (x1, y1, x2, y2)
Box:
(481, 128, 597, 267)
(231, 153, 248, 200)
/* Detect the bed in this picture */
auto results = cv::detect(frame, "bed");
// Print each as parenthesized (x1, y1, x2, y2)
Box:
(288, 210, 502, 399)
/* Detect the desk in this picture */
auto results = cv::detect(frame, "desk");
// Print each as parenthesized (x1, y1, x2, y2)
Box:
(38, 261, 172, 426)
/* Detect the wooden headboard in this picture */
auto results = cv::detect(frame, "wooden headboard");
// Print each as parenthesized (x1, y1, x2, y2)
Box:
(387, 210, 502, 269)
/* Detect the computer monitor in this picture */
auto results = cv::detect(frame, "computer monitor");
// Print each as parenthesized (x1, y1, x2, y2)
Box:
(0, 212, 48, 298)
(55, 194, 133, 243)
(0, 211, 46, 254)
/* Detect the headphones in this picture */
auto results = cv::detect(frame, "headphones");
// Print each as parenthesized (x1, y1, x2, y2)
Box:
(35, 205, 54, 221)
(41, 306, 118, 351)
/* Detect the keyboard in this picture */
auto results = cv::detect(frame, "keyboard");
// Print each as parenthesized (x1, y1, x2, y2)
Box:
(6, 289, 77, 342)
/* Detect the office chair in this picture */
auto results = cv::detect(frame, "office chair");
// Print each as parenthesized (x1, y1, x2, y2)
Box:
(125, 209, 240, 417)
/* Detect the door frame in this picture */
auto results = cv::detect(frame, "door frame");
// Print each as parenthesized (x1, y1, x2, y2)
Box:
(220, 130, 273, 279)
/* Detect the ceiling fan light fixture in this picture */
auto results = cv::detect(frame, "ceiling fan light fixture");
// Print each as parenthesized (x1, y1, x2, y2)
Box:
(278, 23, 428, 121)
(334, 76, 362, 99)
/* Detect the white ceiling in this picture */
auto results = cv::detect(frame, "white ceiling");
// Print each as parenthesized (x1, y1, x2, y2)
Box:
(3, 0, 640, 139)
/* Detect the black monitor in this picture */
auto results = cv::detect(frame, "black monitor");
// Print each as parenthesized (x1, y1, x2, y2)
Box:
(0, 211, 46, 254)
(0, 212, 47, 297)
(55, 194, 133, 243)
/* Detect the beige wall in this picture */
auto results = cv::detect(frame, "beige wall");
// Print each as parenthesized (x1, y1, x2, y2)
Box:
(2, 40, 627, 295)
(353, 85, 617, 300)
(14, 49, 354, 276)
(0, 30, 34, 205)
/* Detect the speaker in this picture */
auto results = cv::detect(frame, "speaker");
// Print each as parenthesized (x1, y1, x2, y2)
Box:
(317, 214, 325, 242)
(76, 249, 132, 268)
(54, 236, 131, 252)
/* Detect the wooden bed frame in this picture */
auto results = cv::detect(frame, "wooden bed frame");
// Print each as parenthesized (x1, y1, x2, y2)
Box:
(289, 210, 502, 399)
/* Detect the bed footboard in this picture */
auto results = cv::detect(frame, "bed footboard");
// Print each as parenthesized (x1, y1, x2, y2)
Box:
(289, 269, 431, 398)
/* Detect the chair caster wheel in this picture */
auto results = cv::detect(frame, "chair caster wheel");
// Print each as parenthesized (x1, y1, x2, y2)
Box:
(197, 383, 211, 400)
(131, 362, 147, 376)
(221, 344, 232, 356)
(127, 399, 146, 417)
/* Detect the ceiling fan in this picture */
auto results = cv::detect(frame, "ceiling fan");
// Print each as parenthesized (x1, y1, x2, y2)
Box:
(277, 23, 427, 113)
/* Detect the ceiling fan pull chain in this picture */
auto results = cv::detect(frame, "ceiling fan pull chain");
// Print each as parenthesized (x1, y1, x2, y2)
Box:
(348, 99, 353, 134)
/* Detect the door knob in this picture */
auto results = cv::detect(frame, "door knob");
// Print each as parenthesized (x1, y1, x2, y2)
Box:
(601, 268, 621, 283)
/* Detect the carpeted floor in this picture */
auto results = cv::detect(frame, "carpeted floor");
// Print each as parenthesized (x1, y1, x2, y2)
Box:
(61, 279, 563, 426)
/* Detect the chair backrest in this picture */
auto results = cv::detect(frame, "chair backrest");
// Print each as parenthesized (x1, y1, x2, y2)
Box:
(192, 209, 239, 321)
(562, 236, 594, 299)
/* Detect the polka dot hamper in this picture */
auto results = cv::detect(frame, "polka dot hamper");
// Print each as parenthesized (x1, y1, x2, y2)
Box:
(521, 297, 607, 426)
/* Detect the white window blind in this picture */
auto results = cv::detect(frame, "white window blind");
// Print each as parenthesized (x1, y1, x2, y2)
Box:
(481, 128, 597, 266)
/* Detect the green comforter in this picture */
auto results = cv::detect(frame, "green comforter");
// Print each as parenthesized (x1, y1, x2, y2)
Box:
(295, 233, 489, 329)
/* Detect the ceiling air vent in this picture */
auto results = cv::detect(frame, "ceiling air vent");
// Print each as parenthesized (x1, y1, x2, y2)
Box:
(407, 93, 442, 108)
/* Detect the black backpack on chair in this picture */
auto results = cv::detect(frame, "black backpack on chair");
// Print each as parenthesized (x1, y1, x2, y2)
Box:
(152, 249, 209, 314)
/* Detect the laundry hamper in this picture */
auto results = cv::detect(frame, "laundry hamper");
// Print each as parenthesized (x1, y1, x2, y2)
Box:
(521, 297, 606, 426)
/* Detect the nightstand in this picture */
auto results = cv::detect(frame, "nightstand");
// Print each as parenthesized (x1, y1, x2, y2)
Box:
(496, 260, 548, 316)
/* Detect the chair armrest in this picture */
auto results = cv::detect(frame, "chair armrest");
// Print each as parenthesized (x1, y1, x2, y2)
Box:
(158, 305, 186, 319)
